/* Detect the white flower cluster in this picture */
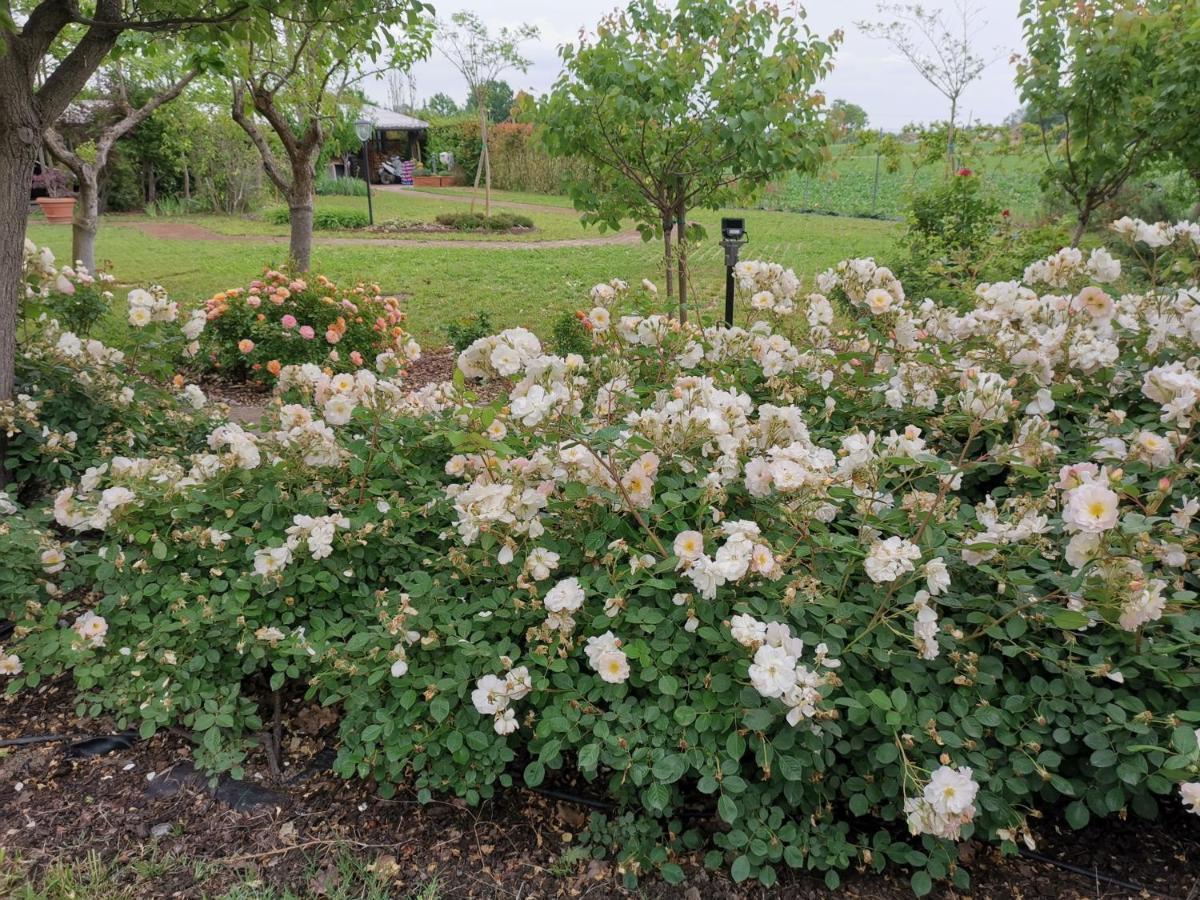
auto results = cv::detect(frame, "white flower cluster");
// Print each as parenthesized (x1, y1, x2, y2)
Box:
(458, 327, 543, 380)
(675, 521, 780, 600)
(729, 614, 839, 726)
(127, 286, 178, 327)
(471, 665, 532, 734)
(1111, 216, 1200, 251)
(905, 765, 980, 840)
(254, 511, 350, 578)
(734, 259, 801, 314)
(584, 631, 630, 683)
(1022, 246, 1121, 287)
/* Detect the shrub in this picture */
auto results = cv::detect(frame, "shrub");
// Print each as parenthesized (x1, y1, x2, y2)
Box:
(265, 208, 370, 230)
(444, 311, 494, 352)
(316, 174, 369, 197)
(4, 243, 216, 494)
(426, 115, 482, 180)
(434, 211, 533, 231)
(550, 309, 593, 358)
(20, 244, 114, 336)
(200, 270, 420, 383)
(488, 123, 593, 194)
(5, 221, 1200, 893)
(898, 170, 1072, 304)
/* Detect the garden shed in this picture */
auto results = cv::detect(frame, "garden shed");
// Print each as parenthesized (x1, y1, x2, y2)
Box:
(357, 103, 429, 181)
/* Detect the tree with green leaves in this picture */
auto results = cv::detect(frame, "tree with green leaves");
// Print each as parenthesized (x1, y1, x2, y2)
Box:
(538, 0, 839, 320)
(434, 12, 538, 216)
(43, 45, 200, 273)
(829, 99, 869, 140)
(859, 1, 990, 170)
(0, 1, 430, 485)
(230, 7, 430, 270)
(469, 78, 514, 124)
(423, 91, 458, 117)
(1145, 2, 1200, 216)
(1017, 0, 1164, 245)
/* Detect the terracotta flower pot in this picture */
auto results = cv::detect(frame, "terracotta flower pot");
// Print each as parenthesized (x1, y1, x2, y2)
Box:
(36, 197, 76, 225)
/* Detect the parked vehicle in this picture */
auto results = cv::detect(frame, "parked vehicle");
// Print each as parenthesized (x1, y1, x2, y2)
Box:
(377, 156, 405, 185)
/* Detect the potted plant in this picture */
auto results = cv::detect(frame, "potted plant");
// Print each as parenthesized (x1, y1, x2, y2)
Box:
(33, 169, 76, 224)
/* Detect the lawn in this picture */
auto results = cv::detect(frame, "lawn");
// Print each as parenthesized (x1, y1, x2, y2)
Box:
(760, 142, 1047, 221)
(27, 198, 897, 348)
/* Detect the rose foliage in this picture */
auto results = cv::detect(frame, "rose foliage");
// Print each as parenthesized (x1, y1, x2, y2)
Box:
(3, 220, 1200, 892)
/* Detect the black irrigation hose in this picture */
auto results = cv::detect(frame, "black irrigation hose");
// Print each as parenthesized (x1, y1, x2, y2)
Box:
(0, 729, 139, 756)
(0, 733, 79, 748)
(1018, 848, 1178, 900)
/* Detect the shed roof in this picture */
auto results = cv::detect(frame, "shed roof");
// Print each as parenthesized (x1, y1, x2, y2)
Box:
(360, 103, 429, 131)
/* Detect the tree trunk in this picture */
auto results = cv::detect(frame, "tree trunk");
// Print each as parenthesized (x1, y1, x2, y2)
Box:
(73, 169, 100, 273)
(288, 158, 316, 271)
(947, 96, 958, 172)
(662, 217, 675, 304)
(676, 199, 687, 324)
(0, 128, 39, 486)
(481, 113, 492, 218)
(1070, 210, 1090, 248)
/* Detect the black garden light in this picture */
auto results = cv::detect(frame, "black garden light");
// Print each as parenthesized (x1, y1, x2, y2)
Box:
(720, 217, 748, 327)
(353, 119, 375, 226)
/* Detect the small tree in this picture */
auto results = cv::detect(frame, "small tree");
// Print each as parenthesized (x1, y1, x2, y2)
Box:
(43, 47, 199, 273)
(435, 12, 538, 216)
(539, 0, 839, 320)
(231, 9, 429, 270)
(1016, 0, 1163, 245)
(859, 1, 989, 169)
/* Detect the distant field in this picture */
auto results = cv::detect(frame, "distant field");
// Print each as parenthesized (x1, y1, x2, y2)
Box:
(759, 143, 1047, 222)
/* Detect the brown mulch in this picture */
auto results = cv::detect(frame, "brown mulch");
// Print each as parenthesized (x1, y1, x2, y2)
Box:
(3, 677, 1198, 899)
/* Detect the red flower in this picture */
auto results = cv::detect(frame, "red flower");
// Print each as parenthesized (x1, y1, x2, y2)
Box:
(1002, 209, 1011, 218)
(957, 168, 973, 177)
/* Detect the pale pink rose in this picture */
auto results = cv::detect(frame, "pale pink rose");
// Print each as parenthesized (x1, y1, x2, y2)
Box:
(281, 314, 298, 329)
(298, 325, 315, 340)
(247, 295, 261, 308)
(325, 329, 341, 345)
(350, 350, 363, 366)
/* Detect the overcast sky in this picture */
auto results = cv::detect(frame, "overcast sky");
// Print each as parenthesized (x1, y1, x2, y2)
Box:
(365, 0, 1025, 130)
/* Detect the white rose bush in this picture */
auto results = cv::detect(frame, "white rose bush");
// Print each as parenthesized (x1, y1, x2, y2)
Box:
(2, 218, 1200, 892)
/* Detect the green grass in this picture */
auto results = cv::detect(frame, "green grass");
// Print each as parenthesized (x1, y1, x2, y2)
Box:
(410, 185, 577, 209)
(761, 143, 1046, 221)
(27, 201, 896, 349)
(124, 192, 597, 243)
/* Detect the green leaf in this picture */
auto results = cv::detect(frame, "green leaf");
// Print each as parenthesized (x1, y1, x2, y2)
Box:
(730, 855, 751, 883)
(652, 753, 687, 784)
(644, 781, 670, 812)
(524, 760, 545, 788)
(911, 871, 933, 896)
(718, 793, 739, 824)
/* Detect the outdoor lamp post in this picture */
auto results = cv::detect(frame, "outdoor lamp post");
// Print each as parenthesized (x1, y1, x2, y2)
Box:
(719, 217, 748, 327)
(353, 119, 374, 226)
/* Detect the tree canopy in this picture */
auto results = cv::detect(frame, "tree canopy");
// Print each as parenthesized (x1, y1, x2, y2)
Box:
(538, 0, 839, 317)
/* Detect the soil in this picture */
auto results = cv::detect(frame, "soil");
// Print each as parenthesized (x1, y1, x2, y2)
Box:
(2, 676, 1197, 899)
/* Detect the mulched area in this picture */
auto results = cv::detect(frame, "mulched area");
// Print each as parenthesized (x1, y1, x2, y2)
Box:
(198, 348, 462, 427)
(3, 676, 1197, 898)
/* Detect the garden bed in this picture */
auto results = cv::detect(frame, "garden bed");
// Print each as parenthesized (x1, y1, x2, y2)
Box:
(2, 675, 1197, 899)
(369, 211, 536, 235)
